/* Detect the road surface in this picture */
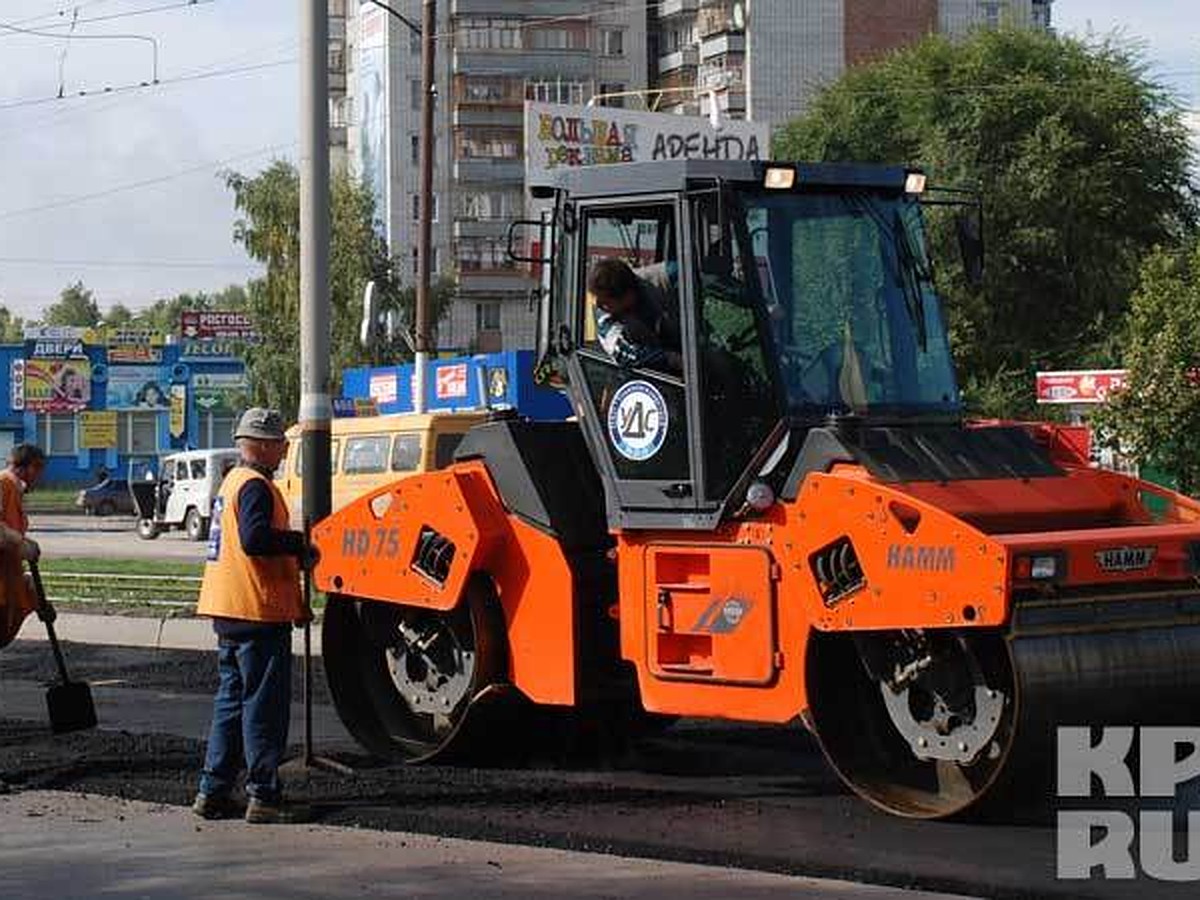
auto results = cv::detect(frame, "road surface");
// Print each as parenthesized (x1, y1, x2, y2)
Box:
(28, 514, 206, 562)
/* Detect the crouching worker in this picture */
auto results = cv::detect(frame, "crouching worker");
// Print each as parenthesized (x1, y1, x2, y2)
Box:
(0, 444, 48, 651)
(193, 408, 312, 824)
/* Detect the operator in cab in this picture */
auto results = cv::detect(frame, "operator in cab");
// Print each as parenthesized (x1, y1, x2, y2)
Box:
(588, 258, 683, 374)
(193, 408, 313, 825)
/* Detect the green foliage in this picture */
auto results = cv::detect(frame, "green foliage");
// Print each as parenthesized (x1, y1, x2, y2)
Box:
(133, 285, 247, 336)
(1095, 241, 1200, 494)
(103, 303, 134, 327)
(0, 306, 24, 343)
(774, 27, 1196, 418)
(44, 281, 102, 327)
(223, 160, 452, 418)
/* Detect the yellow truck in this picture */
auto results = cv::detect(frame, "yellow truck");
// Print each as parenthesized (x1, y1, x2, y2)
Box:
(278, 411, 485, 527)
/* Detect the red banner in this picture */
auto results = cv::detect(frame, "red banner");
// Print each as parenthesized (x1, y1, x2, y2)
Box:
(180, 311, 258, 341)
(1035, 370, 1128, 405)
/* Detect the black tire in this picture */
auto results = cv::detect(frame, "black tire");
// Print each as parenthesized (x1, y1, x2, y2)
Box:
(96, 500, 117, 518)
(323, 575, 508, 763)
(136, 518, 161, 540)
(184, 508, 209, 542)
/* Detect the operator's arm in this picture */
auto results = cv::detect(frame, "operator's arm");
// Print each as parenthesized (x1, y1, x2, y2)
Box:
(596, 308, 668, 369)
(236, 479, 305, 558)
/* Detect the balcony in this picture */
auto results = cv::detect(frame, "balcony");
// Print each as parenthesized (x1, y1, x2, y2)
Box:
(657, 0, 699, 18)
(328, 70, 346, 92)
(454, 218, 511, 240)
(458, 269, 534, 295)
(658, 46, 699, 74)
(452, 47, 594, 79)
(454, 158, 524, 183)
(453, 106, 523, 129)
(452, 0, 582, 15)
(700, 33, 744, 60)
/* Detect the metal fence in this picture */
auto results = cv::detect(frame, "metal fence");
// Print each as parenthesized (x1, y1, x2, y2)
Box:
(40, 572, 201, 611)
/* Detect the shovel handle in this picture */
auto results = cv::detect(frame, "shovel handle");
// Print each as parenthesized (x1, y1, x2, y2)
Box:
(29, 561, 70, 684)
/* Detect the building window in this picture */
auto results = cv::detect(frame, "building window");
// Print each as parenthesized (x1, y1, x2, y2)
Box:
(457, 17, 522, 51)
(476, 302, 501, 332)
(411, 135, 419, 165)
(197, 413, 235, 449)
(600, 29, 624, 57)
(116, 411, 159, 454)
(598, 83, 627, 108)
(412, 246, 441, 276)
(525, 79, 587, 105)
(34, 414, 77, 456)
(457, 238, 511, 272)
(411, 79, 422, 109)
(411, 193, 439, 222)
(456, 131, 520, 159)
(460, 190, 519, 221)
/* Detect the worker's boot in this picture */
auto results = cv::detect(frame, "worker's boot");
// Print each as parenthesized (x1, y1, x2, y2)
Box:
(191, 792, 241, 820)
(245, 796, 309, 825)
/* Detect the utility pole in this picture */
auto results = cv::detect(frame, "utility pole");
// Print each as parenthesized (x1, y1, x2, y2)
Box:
(299, 0, 331, 525)
(412, 0, 436, 413)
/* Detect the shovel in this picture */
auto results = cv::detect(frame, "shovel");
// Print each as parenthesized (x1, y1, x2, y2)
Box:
(29, 560, 97, 734)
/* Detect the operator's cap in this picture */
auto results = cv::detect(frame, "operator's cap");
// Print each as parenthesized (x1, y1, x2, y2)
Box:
(234, 407, 285, 442)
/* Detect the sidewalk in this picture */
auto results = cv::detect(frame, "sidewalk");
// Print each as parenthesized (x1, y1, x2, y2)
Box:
(15, 611, 321, 656)
(0, 792, 971, 900)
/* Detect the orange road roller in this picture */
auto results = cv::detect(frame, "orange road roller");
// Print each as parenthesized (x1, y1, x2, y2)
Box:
(312, 160, 1200, 818)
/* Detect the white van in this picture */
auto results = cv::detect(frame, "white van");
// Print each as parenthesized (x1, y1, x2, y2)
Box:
(129, 448, 241, 541)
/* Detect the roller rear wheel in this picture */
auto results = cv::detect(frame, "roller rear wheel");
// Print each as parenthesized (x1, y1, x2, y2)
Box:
(323, 577, 507, 763)
(808, 629, 1017, 819)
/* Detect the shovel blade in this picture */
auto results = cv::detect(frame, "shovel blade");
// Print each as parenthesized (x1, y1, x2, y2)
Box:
(46, 681, 97, 734)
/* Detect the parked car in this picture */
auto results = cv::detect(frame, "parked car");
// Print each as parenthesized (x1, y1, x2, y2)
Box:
(128, 448, 240, 541)
(76, 478, 134, 517)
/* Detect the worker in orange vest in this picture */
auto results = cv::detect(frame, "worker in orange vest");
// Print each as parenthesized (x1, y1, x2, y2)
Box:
(0, 444, 48, 650)
(192, 409, 313, 824)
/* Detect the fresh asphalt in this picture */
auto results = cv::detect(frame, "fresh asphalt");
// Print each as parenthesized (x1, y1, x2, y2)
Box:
(2, 628, 1189, 900)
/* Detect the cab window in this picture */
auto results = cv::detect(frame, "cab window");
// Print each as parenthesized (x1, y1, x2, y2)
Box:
(190, 459, 207, 480)
(343, 435, 389, 474)
(175, 460, 189, 481)
(390, 433, 422, 472)
(434, 433, 464, 469)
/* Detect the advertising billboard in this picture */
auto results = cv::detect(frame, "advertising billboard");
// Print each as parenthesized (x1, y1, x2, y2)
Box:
(524, 102, 770, 185)
(1035, 370, 1129, 405)
(358, 2, 390, 237)
(108, 366, 171, 409)
(25, 359, 91, 412)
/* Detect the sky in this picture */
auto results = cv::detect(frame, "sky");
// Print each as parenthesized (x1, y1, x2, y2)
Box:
(0, 0, 1196, 320)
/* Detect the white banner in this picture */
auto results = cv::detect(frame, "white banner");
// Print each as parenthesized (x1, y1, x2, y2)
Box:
(524, 101, 770, 186)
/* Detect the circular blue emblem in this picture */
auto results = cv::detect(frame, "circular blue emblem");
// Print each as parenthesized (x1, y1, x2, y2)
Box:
(607, 380, 669, 462)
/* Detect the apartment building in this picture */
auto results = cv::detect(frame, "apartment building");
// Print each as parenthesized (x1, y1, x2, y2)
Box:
(654, 0, 1053, 125)
(346, 0, 647, 353)
(329, 0, 350, 173)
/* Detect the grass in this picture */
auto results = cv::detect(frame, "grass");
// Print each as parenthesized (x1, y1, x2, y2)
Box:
(24, 487, 84, 514)
(36, 556, 325, 617)
(39, 557, 202, 578)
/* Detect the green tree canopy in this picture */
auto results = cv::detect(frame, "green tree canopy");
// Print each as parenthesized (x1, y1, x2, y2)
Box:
(0, 306, 24, 343)
(1095, 240, 1200, 493)
(774, 27, 1196, 416)
(132, 285, 247, 336)
(43, 281, 102, 328)
(103, 303, 134, 327)
(224, 160, 452, 417)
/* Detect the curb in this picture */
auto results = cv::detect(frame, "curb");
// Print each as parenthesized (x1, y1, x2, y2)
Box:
(16, 612, 322, 656)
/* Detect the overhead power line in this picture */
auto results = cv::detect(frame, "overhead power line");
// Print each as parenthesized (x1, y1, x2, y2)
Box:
(0, 141, 296, 221)
(2, 0, 216, 38)
(0, 57, 296, 112)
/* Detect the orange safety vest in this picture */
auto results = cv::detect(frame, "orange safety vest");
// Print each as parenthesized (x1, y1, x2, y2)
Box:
(0, 469, 34, 649)
(196, 466, 302, 624)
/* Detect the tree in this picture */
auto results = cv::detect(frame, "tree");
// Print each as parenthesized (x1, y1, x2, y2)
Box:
(1095, 241, 1200, 493)
(0, 306, 24, 343)
(104, 303, 134, 327)
(774, 27, 1196, 416)
(43, 281, 101, 328)
(133, 285, 247, 336)
(224, 160, 451, 417)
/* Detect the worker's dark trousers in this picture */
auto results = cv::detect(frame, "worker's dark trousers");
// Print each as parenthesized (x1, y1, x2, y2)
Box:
(199, 624, 291, 803)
